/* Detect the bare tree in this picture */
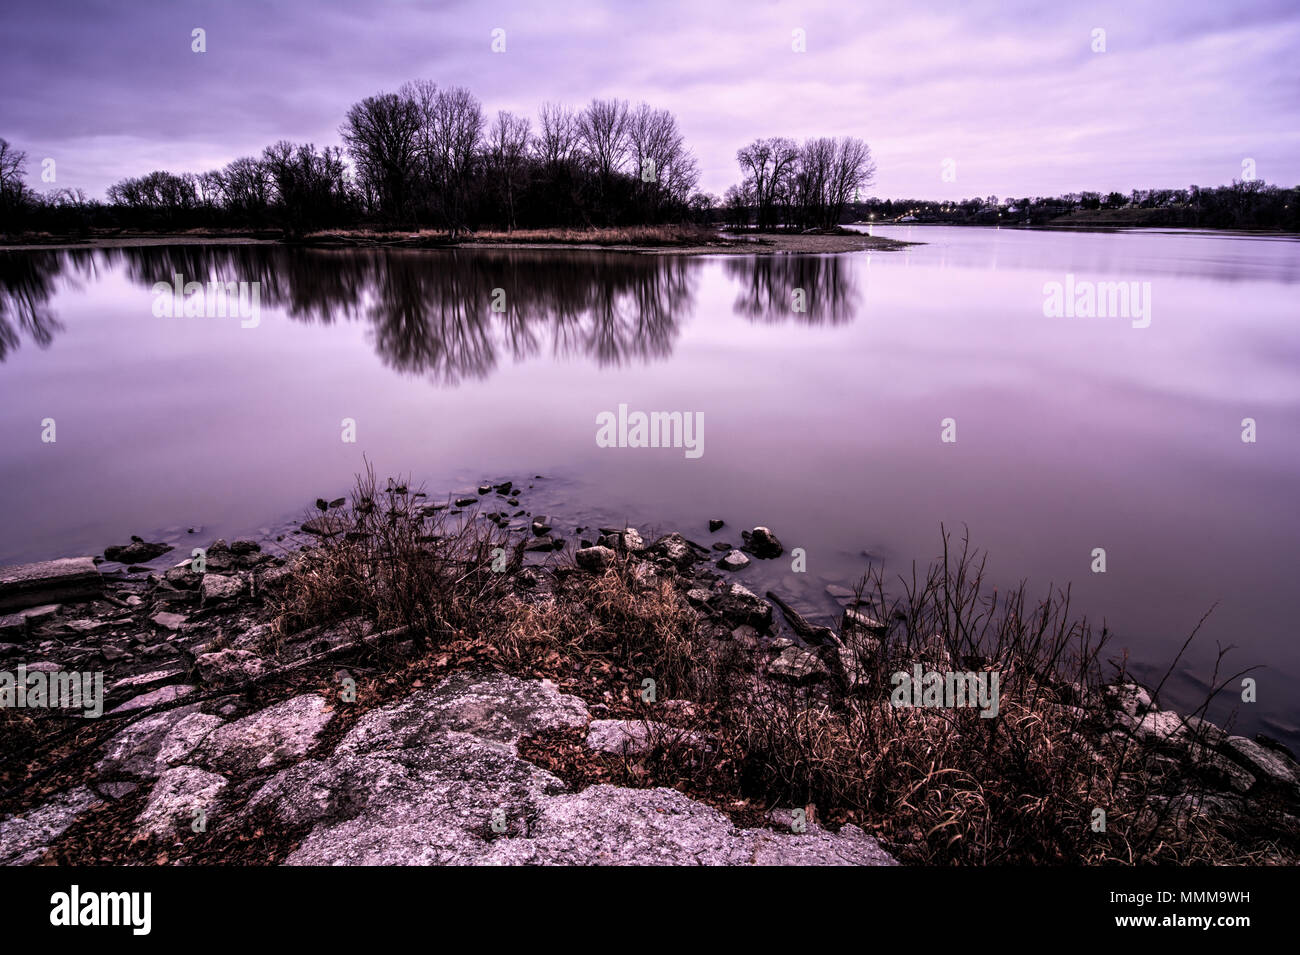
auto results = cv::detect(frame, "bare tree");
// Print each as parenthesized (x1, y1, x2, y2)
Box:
(535, 102, 579, 168)
(576, 98, 629, 178)
(826, 137, 875, 227)
(796, 137, 836, 228)
(736, 137, 799, 229)
(485, 110, 531, 230)
(0, 138, 28, 214)
(429, 86, 484, 236)
(626, 103, 699, 215)
(340, 91, 422, 221)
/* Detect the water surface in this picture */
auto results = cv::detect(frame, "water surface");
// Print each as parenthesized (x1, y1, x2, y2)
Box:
(2, 226, 1297, 744)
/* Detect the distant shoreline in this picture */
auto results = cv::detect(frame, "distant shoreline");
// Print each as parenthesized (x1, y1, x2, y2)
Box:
(0, 227, 918, 255)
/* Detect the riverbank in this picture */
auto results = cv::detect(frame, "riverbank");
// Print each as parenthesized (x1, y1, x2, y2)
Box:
(0, 225, 918, 254)
(2, 471, 1296, 866)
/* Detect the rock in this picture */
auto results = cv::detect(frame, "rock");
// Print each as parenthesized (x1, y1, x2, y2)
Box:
(575, 546, 616, 572)
(1185, 745, 1255, 793)
(338, 673, 589, 758)
(842, 607, 886, 634)
(648, 533, 700, 571)
(478, 484, 492, 495)
(586, 720, 709, 756)
(454, 497, 478, 507)
(97, 706, 222, 779)
(200, 573, 243, 602)
(743, 526, 783, 559)
(713, 582, 772, 630)
(730, 624, 759, 648)
(717, 549, 750, 571)
(94, 781, 140, 801)
(768, 646, 829, 684)
(1133, 710, 1188, 746)
(686, 588, 713, 607)
(109, 684, 195, 714)
(161, 565, 201, 591)
(0, 787, 102, 865)
(237, 671, 893, 866)
(0, 557, 101, 611)
(708, 519, 725, 532)
(229, 540, 261, 556)
(150, 611, 188, 631)
(747, 819, 898, 866)
(1183, 715, 1228, 747)
(104, 537, 173, 564)
(599, 528, 646, 553)
(196, 648, 267, 686)
(710, 542, 732, 552)
(257, 564, 294, 590)
(135, 766, 227, 839)
(475, 785, 894, 866)
(0, 603, 62, 637)
(1224, 736, 1300, 794)
(109, 666, 186, 694)
(531, 516, 552, 535)
(838, 647, 870, 689)
(1105, 683, 1154, 719)
(194, 694, 333, 775)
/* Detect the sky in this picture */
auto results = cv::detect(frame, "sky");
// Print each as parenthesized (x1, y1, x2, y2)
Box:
(1, 0, 1298, 202)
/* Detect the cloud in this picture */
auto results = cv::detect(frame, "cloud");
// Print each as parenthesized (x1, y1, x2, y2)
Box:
(1, 0, 1296, 199)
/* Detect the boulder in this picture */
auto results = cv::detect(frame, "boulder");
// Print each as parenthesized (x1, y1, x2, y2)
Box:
(0, 557, 101, 611)
(717, 549, 750, 572)
(742, 526, 783, 559)
(194, 694, 334, 776)
(768, 646, 829, 684)
(0, 787, 102, 865)
(232, 671, 895, 866)
(104, 537, 173, 564)
(200, 573, 244, 602)
(1224, 736, 1300, 794)
(196, 648, 266, 686)
(575, 545, 616, 572)
(135, 766, 227, 839)
(97, 706, 223, 780)
(713, 582, 772, 630)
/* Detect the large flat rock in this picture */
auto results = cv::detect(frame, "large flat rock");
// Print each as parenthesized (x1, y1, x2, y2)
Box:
(0, 557, 101, 611)
(0, 787, 102, 865)
(237, 671, 895, 866)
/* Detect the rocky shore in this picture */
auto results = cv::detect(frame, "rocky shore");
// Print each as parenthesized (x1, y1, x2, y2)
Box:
(2, 477, 1297, 866)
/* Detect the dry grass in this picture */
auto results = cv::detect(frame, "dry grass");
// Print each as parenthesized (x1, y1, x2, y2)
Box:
(265, 476, 1295, 866)
(271, 463, 518, 652)
(463, 224, 723, 246)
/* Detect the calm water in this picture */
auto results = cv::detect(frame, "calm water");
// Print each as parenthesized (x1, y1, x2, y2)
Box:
(2, 227, 1298, 745)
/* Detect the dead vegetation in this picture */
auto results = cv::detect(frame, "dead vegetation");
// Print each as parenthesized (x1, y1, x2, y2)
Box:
(269, 485, 1297, 865)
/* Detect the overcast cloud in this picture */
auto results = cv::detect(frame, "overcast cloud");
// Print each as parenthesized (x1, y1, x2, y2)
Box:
(2, 0, 1297, 200)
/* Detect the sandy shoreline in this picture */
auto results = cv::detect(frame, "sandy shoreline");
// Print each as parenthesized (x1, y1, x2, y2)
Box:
(0, 231, 919, 255)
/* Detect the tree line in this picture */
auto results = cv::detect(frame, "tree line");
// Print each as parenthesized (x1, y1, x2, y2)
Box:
(724, 136, 877, 231)
(851, 180, 1300, 231)
(1, 82, 711, 236)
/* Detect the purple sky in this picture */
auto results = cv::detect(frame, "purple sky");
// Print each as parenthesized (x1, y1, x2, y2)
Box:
(2, 0, 1297, 201)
